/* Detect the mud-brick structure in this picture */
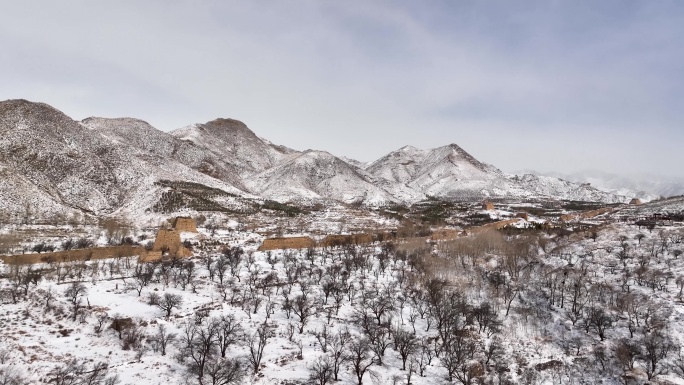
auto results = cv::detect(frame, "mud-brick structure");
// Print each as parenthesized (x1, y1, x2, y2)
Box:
(171, 217, 198, 233)
(258, 237, 316, 251)
(151, 217, 198, 258)
(482, 200, 495, 211)
(152, 229, 190, 257)
(0, 245, 146, 265)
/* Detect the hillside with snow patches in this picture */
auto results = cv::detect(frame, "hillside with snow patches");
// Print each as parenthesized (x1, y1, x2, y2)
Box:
(0, 99, 639, 222)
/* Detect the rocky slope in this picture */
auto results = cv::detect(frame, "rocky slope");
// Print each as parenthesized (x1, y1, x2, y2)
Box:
(0, 100, 138, 215)
(171, 119, 297, 178)
(82, 117, 246, 189)
(0, 100, 248, 222)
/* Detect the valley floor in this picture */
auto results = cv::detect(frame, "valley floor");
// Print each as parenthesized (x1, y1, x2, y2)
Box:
(1, 218, 684, 385)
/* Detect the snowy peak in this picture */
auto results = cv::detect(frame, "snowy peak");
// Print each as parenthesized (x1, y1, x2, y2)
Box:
(172, 118, 296, 177)
(366, 143, 502, 196)
(189, 118, 263, 148)
(438, 143, 497, 173)
(82, 117, 175, 153)
(396, 145, 424, 155)
(245, 149, 418, 205)
(366, 146, 427, 184)
(1, 99, 90, 143)
(365, 142, 626, 202)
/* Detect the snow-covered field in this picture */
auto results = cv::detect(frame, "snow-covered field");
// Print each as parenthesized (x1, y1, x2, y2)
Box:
(2, 217, 684, 384)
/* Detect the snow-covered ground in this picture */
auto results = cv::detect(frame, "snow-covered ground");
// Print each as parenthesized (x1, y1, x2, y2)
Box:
(1, 217, 684, 384)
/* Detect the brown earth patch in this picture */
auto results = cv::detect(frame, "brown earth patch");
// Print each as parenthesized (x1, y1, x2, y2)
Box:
(258, 237, 316, 251)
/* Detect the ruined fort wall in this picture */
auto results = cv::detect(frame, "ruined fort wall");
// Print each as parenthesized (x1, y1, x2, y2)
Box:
(172, 217, 198, 233)
(258, 237, 316, 251)
(152, 229, 191, 257)
(0, 245, 146, 265)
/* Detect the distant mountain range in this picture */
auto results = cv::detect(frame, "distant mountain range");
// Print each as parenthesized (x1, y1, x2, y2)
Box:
(0, 99, 647, 222)
(517, 169, 683, 201)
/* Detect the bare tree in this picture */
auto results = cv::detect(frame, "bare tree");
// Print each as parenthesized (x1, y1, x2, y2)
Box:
(635, 233, 646, 245)
(153, 323, 175, 356)
(328, 328, 350, 381)
(248, 324, 271, 374)
(615, 338, 639, 372)
(205, 256, 216, 282)
(216, 314, 243, 358)
(346, 337, 377, 385)
(440, 333, 479, 384)
(471, 301, 501, 336)
(0, 349, 10, 364)
(214, 256, 229, 285)
(414, 337, 436, 377)
(641, 332, 676, 380)
(179, 320, 219, 384)
(367, 324, 392, 366)
(366, 291, 395, 325)
(223, 246, 244, 281)
(130, 262, 155, 296)
(585, 307, 613, 341)
(17, 265, 43, 297)
(292, 294, 315, 333)
(391, 326, 417, 370)
(671, 348, 684, 378)
(312, 324, 331, 353)
(64, 282, 87, 322)
(308, 355, 334, 385)
(157, 292, 182, 318)
(203, 357, 245, 385)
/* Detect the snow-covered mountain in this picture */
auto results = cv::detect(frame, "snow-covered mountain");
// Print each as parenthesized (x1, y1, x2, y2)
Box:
(507, 174, 629, 203)
(171, 118, 297, 178)
(0, 100, 249, 221)
(366, 144, 627, 203)
(82, 117, 246, 189)
(245, 150, 425, 205)
(0, 99, 139, 215)
(0, 99, 637, 222)
(517, 169, 666, 201)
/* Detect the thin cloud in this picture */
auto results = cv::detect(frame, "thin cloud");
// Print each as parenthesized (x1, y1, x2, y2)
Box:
(0, 1, 681, 177)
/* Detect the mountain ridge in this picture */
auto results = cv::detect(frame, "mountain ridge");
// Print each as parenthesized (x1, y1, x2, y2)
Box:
(517, 169, 670, 201)
(0, 99, 641, 222)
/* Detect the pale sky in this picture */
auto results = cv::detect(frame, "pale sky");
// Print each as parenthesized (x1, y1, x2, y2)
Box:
(1, 1, 682, 177)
